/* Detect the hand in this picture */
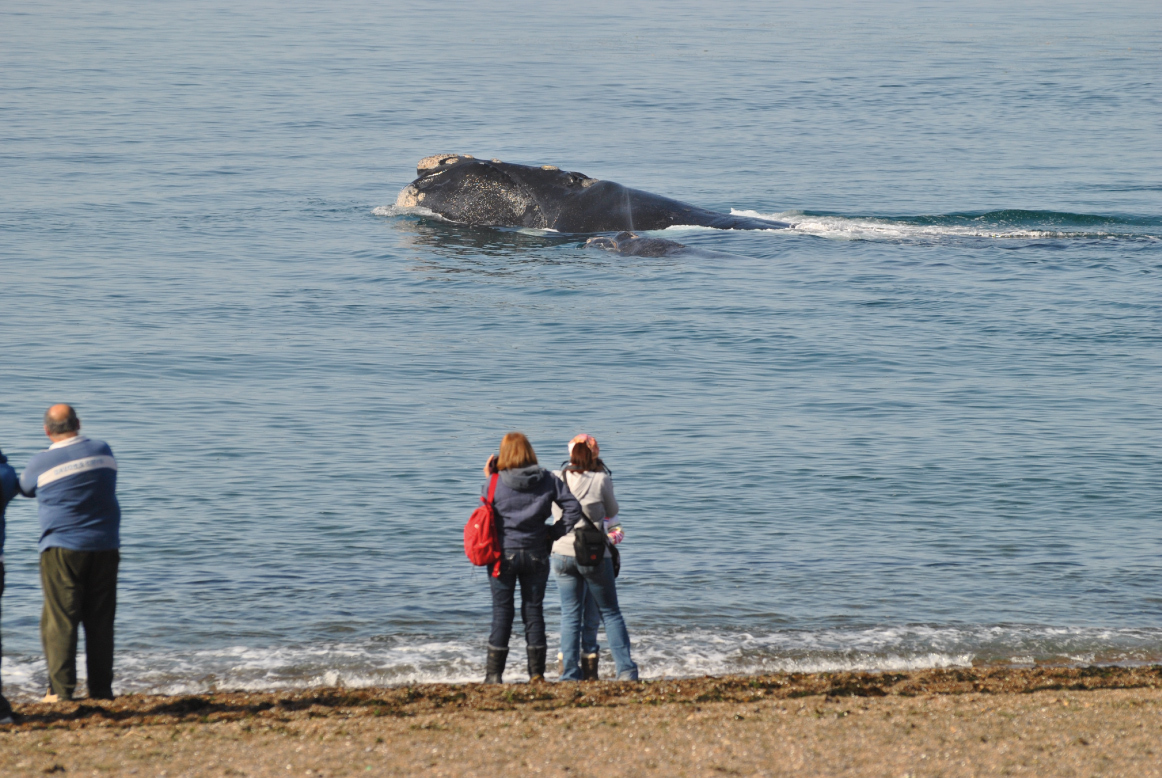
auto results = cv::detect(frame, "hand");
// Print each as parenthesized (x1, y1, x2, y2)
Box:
(483, 454, 498, 476)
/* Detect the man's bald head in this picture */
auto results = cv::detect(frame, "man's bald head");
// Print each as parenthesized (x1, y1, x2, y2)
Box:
(44, 404, 81, 438)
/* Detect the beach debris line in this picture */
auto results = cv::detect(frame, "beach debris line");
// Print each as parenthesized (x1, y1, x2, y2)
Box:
(4, 665, 1161, 731)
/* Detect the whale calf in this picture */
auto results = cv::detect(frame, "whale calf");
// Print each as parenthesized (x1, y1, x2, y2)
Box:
(585, 231, 687, 257)
(395, 154, 790, 233)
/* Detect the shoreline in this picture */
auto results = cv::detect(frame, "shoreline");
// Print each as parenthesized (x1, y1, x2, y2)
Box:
(3, 666, 1162, 776)
(3, 664, 1162, 730)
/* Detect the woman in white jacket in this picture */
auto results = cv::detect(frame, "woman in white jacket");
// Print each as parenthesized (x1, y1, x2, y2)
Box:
(551, 434, 639, 681)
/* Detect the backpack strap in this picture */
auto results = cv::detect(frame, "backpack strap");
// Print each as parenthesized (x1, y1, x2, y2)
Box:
(486, 472, 501, 578)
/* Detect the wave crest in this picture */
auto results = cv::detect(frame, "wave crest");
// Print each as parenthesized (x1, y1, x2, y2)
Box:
(5, 624, 1161, 700)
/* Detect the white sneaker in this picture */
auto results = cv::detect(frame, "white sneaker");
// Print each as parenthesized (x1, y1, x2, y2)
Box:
(0, 714, 14, 725)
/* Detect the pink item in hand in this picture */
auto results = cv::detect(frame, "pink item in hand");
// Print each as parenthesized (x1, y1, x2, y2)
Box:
(604, 517, 623, 545)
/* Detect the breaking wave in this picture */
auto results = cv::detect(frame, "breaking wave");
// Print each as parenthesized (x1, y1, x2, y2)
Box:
(5, 624, 1161, 701)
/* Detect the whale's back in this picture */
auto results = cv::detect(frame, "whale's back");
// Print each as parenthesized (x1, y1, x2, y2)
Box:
(396, 155, 790, 232)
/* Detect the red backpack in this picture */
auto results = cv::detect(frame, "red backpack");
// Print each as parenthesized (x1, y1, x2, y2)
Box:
(464, 473, 502, 577)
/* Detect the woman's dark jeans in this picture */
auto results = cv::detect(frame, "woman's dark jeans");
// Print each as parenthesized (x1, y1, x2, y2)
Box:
(488, 548, 550, 649)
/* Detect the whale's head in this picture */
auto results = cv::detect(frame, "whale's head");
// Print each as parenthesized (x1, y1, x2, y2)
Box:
(395, 155, 601, 229)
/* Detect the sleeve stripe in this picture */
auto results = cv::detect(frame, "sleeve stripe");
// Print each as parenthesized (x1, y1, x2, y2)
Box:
(36, 455, 117, 488)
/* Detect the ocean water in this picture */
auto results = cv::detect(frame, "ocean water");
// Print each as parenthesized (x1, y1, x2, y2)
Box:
(1, 0, 1161, 699)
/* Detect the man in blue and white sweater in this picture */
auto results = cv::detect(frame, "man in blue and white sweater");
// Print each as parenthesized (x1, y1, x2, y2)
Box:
(18, 404, 121, 702)
(0, 444, 20, 722)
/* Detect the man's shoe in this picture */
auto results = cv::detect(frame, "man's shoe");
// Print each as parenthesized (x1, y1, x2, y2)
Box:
(41, 692, 60, 704)
(0, 714, 14, 725)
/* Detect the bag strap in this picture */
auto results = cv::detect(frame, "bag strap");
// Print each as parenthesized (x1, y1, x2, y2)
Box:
(560, 469, 612, 543)
(579, 508, 620, 578)
(484, 472, 499, 505)
(576, 500, 615, 553)
(564, 469, 621, 577)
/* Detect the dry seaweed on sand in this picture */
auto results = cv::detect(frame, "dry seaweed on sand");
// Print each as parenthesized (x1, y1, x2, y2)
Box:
(5, 665, 1161, 731)
(4, 669, 1162, 778)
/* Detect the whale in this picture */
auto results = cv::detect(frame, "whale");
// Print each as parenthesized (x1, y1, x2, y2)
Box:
(395, 154, 790, 233)
(585, 231, 687, 257)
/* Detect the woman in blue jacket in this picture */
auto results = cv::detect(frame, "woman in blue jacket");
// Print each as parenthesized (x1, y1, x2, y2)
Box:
(481, 432, 583, 684)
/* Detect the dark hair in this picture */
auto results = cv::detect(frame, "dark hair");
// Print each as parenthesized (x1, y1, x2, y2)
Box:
(497, 432, 538, 471)
(44, 405, 80, 435)
(567, 444, 606, 474)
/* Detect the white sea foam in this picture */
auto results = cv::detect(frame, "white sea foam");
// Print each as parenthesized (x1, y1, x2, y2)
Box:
(372, 204, 444, 219)
(4, 624, 1159, 701)
(729, 209, 1133, 241)
(375, 205, 1157, 243)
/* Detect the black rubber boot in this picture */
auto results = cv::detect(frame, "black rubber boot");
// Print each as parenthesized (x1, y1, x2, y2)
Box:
(527, 646, 547, 683)
(0, 692, 15, 725)
(484, 646, 509, 684)
(582, 652, 600, 682)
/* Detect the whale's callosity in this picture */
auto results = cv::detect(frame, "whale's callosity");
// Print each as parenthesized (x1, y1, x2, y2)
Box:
(396, 154, 791, 233)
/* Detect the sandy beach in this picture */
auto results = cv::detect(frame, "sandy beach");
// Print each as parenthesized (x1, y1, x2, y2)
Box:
(2, 666, 1160, 776)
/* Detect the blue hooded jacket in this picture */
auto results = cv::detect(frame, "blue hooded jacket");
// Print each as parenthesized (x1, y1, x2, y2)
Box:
(485, 465, 583, 551)
(0, 448, 19, 556)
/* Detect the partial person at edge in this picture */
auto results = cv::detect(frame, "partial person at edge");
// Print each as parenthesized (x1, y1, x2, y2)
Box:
(0, 444, 19, 723)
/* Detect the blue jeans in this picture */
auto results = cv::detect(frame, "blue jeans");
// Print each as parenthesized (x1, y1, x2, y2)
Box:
(552, 553, 639, 681)
(488, 548, 550, 649)
(580, 587, 601, 656)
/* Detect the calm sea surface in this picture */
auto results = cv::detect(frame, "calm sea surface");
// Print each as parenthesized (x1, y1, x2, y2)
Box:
(2, 0, 1161, 698)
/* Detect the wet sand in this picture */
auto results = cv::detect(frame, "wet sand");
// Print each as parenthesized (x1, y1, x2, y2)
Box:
(2, 666, 1161, 776)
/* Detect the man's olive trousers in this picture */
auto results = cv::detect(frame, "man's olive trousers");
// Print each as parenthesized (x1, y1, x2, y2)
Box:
(40, 547, 119, 700)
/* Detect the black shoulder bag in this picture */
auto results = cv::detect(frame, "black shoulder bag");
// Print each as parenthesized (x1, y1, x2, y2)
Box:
(567, 471, 621, 578)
